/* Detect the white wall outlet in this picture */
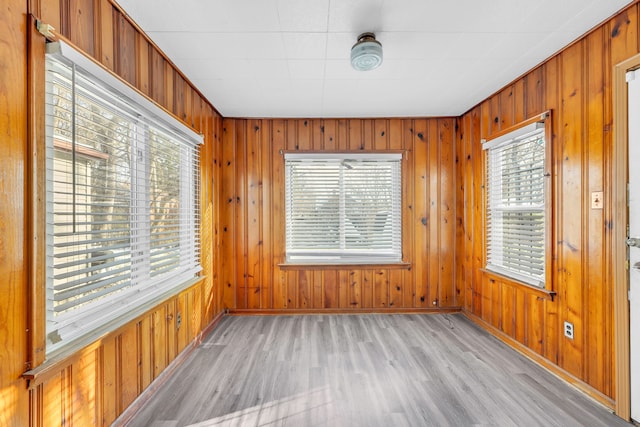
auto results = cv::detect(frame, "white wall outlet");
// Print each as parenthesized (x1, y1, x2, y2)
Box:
(591, 191, 603, 209)
(564, 321, 574, 339)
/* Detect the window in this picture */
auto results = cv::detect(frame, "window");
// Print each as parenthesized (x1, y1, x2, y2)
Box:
(484, 119, 548, 287)
(45, 41, 202, 354)
(284, 153, 402, 264)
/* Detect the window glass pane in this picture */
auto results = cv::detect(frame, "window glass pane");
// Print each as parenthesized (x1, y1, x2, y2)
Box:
(485, 125, 546, 286)
(285, 155, 401, 263)
(149, 128, 182, 277)
(48, 61, 134, 316)
(45, 42, 202, 353)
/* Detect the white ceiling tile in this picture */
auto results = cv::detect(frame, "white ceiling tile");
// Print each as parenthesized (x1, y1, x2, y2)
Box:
(276, 0, 330, 32)
(191, 0, 282, 32)
(328, 0, 384, 33)
(281, 33, 327, 59)
(178, 59, 254, 80)
(287, 60, 325, 80)
(325, 33, 357, 60)
(248, 59, 290, 79)
(380, 32, 463, 60)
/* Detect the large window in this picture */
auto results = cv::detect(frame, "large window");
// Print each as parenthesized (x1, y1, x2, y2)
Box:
(484, 119, 548, 287)
(284, 153, 402, 264)
(45, 42, 202, 354)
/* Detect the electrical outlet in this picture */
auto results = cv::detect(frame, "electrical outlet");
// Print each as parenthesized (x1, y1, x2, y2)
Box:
(176, 312, 182, 330)
(564, 321, 574, 339)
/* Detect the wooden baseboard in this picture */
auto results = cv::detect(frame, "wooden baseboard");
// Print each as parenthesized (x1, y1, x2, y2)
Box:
(111, 309, 226, 426)
(463, 312, 617, 412)
(228, 307, 462, 316)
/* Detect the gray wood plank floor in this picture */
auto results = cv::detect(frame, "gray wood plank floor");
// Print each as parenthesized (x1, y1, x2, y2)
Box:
(124, 314, 631, 427)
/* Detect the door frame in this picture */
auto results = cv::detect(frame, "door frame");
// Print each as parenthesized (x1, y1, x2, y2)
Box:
(613, 53, 640, 422)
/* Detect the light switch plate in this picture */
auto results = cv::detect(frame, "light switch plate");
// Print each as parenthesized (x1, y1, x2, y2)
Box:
(591, 191, 603, 209)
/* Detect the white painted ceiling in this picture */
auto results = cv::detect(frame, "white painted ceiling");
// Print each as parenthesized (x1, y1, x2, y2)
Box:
(116, 0, 632, 118)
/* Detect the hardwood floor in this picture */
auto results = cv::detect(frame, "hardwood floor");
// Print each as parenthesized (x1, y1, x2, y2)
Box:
(124, 314, 631, 427)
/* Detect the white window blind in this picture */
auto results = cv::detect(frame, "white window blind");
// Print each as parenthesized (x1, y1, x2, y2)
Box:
(285, 153, 402, 263)
(484, 122, 546, 287)
(45, 41, 202, 354)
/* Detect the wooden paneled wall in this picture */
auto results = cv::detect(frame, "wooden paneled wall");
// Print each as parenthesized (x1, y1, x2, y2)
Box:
(458, 3, 639, 405)
(221, 118, 460, 312)
(0, 0, 30, 425)
(0, 1, 224, 425)
(1, 0, 636, 424)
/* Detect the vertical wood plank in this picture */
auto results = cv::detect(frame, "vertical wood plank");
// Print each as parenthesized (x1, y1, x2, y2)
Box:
(528, 295, 545, 355)
(362, 270, 373, 308)
(42, 373, 63, 427)
(402, 120, 416, 308)
(72, 349, 97, 426)
(139, 317, 152, 390)
(135, 33, 150, 96)
(544, 56, 560, 366)
(374, 119, 388, 150)
(438, 119, 455, 307)
(260, 120, 273, 310)
(336, 119, 348, 151)
(323, 120, 337, 151)
(455, 117, 466, 308)
(373, 270, 388, 308)
(513, 79, 525, 123)
(115, 11, 135, 85)
(298, 271, 310, 308)
(499, 85, 514, 129)
(246, 120, 262, 309)
(389, 269, 403, 309)
(501, 285, 515, 337)
(271, 120, 287, 308)
(324, 270, 338, 308)
(119, 327, 138, 411)
(221, 121, 237, 309)
(40, 0, 62, 33)
(348, 119, 363, 150)
(163, 61, 174, 113)
(414, 119, 429, 308)
(339, 270, 350, 309)
(585, 26, 607, 394)
(313, 270, 324, 309)
(69, 0, 94, 56)
(150, 48, 164, 105)
(525, 66, 544, 117)
(176, 292, 189, 353)
(559, 41, 585, 379)
(609, 4, 638, 66)
(349, 270, 362, 308)
(297, 119, 312, 150)
(152, 306, 167, 379)
(101, 337, 117, 426)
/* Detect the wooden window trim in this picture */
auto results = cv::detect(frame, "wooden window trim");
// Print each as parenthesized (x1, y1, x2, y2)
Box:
(482, 110, 554, 294)
(480, 268, 556, 301)
(278, 262, 412, 271)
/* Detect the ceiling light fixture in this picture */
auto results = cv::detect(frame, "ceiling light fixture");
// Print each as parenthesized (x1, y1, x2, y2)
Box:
(351, 32, 383, 71)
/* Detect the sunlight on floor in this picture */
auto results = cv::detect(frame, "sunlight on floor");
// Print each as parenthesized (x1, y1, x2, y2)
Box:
(184, 386, 335, 426)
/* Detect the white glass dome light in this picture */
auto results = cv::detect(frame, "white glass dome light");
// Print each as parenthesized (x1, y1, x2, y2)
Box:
(351, 32, 383, 71)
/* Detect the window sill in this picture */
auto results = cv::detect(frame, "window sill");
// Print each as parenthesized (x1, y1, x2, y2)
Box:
(278, 262, 412, 271)
(480, 268, 556, 301)
(23, 275, 205, 388)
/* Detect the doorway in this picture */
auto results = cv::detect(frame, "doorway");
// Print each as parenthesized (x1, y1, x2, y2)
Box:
(614, 53, 640, 422)
(627, 67, 640, 423)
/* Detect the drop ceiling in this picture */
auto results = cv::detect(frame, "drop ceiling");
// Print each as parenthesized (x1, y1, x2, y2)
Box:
(115, 0, 632, 118)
